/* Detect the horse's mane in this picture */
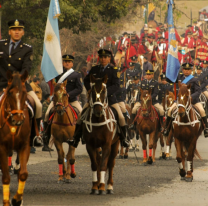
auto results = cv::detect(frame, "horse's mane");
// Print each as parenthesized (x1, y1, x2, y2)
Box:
(92, 78, 103, 91)
(7, 73, 23, 94)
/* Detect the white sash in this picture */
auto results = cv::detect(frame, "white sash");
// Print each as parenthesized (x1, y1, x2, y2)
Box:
(57, 68, 74, 83)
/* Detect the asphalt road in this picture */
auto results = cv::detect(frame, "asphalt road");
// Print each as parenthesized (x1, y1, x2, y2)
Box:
(1, 134, 208, 206)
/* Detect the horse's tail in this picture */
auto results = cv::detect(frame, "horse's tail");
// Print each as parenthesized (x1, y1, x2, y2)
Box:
(183, 144, 202, 160)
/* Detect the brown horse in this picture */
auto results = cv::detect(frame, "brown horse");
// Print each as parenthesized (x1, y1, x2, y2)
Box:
(162, 90, 175, 159)
(172, 82, 203, 182)
(51, 81, 77, 183)
(0, 71, 31, 206)
(135, 88, 160, 165)
(82, 74, 119, 195)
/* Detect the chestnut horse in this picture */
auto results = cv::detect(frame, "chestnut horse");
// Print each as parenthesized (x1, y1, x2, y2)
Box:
(135, 89, 160, 165)
(51, 81, 77, 183)
(0, 71, 31, 206)
(172, 82, 203, 182)
(162, 90, 175, 160)
(81, 74, 119, 195)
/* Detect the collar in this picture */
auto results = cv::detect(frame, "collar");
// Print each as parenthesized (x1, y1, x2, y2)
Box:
(10, 39, 21, 46)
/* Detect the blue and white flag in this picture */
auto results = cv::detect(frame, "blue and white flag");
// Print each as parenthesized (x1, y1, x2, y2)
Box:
(166, 0, 181, 83)
(41, 0, 63, 82)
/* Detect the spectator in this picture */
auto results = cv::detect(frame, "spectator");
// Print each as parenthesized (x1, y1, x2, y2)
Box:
(30, 77, 42, 101)
(40, 78, 50, 103)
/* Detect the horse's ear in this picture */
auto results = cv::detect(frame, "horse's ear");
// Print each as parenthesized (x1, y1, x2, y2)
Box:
(148, 88, 152, 94)
(63, 79, 67, 87)
(187, 83, 191, 90)
(90, 74, 96, 83)
(103, 74, 108, 84)
(21, 70, 28, 82)
(7, 70, 13, 83)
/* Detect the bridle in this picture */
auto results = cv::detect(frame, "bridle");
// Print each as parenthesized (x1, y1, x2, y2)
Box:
(164, 94, 174, 116)
(141, 95, 151, 113)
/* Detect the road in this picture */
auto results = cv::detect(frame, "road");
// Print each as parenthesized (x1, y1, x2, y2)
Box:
(1, 134, 208, 206)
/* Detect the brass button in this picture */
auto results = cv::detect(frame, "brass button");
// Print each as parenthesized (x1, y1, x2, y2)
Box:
(5, 43, 7, 45)
(8, 64, 11, 66)
(9, 55, 11, 58)
(20, 45, 22, 47)
(19, 58, 21, 60)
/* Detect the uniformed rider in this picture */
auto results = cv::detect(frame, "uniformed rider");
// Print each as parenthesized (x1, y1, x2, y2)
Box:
(163, 63, 208, 137)
(68, 49, 130, 148)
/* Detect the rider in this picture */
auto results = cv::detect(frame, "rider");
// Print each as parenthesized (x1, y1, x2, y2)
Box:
(163, 63, 208, 137)
(129, 69, 164, 131)
(68, 49, 130, 148)
(43, 55, 83, 151)
(0, 19, 42, 147)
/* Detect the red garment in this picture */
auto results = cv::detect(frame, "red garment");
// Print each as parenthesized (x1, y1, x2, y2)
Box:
(188, 38, 201, 49)
(185, 29, 192, 37)
(156, 27, 160, 32)
(182, 37, 191, 46)
(125, 45, 137, 68)
(191, 26, 203, 39)
(138, 44, 150, 55)
(165, 31, 169, 40)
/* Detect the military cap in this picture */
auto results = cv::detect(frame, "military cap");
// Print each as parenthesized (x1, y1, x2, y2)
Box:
(148, 34, 154, 38)
(98, 49, 111, 57)
(123, 32, 128, 36)
(192, 32, 197, 36)
(203, 60, 208, 64)
(130, 56, 137, 61)
(134, 75, 140, 80)
(160, 27, 165, 30)
(160, 73, 166, 79)
(196, 65, 202, 70)
(129, 62, 135, 67)
(187, 25, 192, 28)
(182, 62, 193, 69)
(143, 56, 148, 60)
(8, 19, 25, 29)
(146, 69, 154, 74)
(62, 55, 74, 61)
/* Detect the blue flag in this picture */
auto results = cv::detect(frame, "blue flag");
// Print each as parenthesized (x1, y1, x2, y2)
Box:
(166, 0, 181, 83)
(41, 0, 63, 82)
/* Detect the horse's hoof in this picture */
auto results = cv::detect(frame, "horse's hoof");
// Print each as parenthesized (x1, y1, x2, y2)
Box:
(124, 155, 128, 159)
(57, 179, 65, 184)
(90, 189, 99, 195)
(147, 157, 153, 164)
(70, 173, 76, 178)
(142, 162, 147, 166)
(159, 156, 162, 160)
(169, 156, 172, 160)
(119, 155, 124, 159)
(181, 176, 186, 181)
(185, 177, 193, 182)
(166, 156, 170, 160)
(11, 198, 23, 206)
(99, 190, 106, 195)
(162, 152, 166, 159)
(107, 189, 114, 194)
(64, 178, 71, 183)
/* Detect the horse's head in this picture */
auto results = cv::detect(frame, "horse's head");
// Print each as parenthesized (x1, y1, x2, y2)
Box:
(90, 74, 108, 118)
(53, 80, 68, 115)
(163, 90, 175, 111)
(177, 82, 191, 117)
(5, 70, 28, 126)
(140, 88, 152, 117)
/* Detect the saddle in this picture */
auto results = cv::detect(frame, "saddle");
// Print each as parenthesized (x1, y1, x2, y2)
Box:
(26, 94, 36, 119)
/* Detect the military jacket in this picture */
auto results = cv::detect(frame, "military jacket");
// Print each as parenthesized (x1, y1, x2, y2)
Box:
(84, 64, 119, 105)
(140, 79, 159, 104)
(194, 72, 208, 92)
(178, 75, 201, 104)
(0, 39, 33, 92)
(115, 87, 126, 102)
(56, 68, 83, 102)
(126, 68, 140, 80)
(158, 83, 173, 103)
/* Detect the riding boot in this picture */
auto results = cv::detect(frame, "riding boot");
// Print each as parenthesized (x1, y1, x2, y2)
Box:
(202, 117, 208, 138)
(42, 122, 53, 151)
(163, 116, 172, 137)
(67, 124, 83, 148)
(120, 125, 130, 148)
(129, 114, 136, 130)
(36, 118, 41, 133)
(123, 112, 128, 123)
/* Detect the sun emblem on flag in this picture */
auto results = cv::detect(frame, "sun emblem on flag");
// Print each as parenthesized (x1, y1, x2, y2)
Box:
(46, 33, 53, 42)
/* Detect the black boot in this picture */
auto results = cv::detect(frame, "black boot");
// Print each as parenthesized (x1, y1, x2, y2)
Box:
(163, 116, 172, 137)
(202, 117, 208, 138)
(67, 124, 82, 148)
(42, 122, 54, 151)
(120, 125, 130, 148)
(129, 114, 136, 130)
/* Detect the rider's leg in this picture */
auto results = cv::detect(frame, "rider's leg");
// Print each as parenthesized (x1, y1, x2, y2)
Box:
(111, 103, 130, 147)
(129, 102, 141, 129)
(203, 91, 208, 99)
(163, 102, 177, 136)
(154, 103, 165, 131)
(70, 101, 83, 113)
(67, 103, 89, 148)
(194, 102, 208, 137)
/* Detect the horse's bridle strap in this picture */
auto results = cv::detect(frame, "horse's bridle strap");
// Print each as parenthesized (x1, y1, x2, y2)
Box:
(10, 110, 24, 114)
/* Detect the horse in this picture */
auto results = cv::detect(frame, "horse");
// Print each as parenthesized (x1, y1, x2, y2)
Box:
(81, 74, 119, 195)
(172, 82, 203, 182)
(0, 70, 31, 206)
(162, 90, 175, 160)
(50, 81, 77, 183)
(135, 88, 160, 165)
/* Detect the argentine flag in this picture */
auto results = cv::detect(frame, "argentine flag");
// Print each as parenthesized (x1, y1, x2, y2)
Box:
(41, 0, 63, 82)
(166, 0, 181, 83)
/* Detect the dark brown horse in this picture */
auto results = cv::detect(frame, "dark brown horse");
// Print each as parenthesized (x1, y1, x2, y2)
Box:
(0, 71, 31, 206)
(82, 74, 119, 195)
(172, 82, 203, 182)
(135, 88, 160, 165)
(51, 81, 77, 183)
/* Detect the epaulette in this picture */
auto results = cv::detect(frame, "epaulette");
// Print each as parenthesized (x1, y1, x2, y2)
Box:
(23, 43, 32, 48)
(114, 67, 118, 70)
(0, 39, 7, 42)
(170, 83, 173, 85)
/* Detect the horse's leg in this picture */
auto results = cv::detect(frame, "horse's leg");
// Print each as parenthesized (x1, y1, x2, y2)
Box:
(12, 145, 30, 206)
(86, 144, 99, 195)
(159, 132, 165, 160)
(148, 131, 156, 164)
(153, 132, 158, 163)
(66, 144, 76, 182)
(54, 140, 65, 183)
(8, 151, 13, 175)
(107, 140, 120, 194)
(119, 145, 124, 159)
(175, 138, 186, 180)
(0, 147, 10, 206)
(165, 129, 172, 159)
(124, 146, 129, 159)
(14, 154, 20, 175)
(139, 131, 148, 165)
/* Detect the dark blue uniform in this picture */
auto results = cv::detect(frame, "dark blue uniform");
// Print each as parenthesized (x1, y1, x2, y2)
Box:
(84, 64, 119, 105)
(115, 87, 126, 102)
(56, 68, 83, 102)
(126, 68, 140, 81)
(194, 71, 208, 92)
(158, 83, 173, 104)
(140, 79, 159, 105)
(0, 39, 33, 92)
